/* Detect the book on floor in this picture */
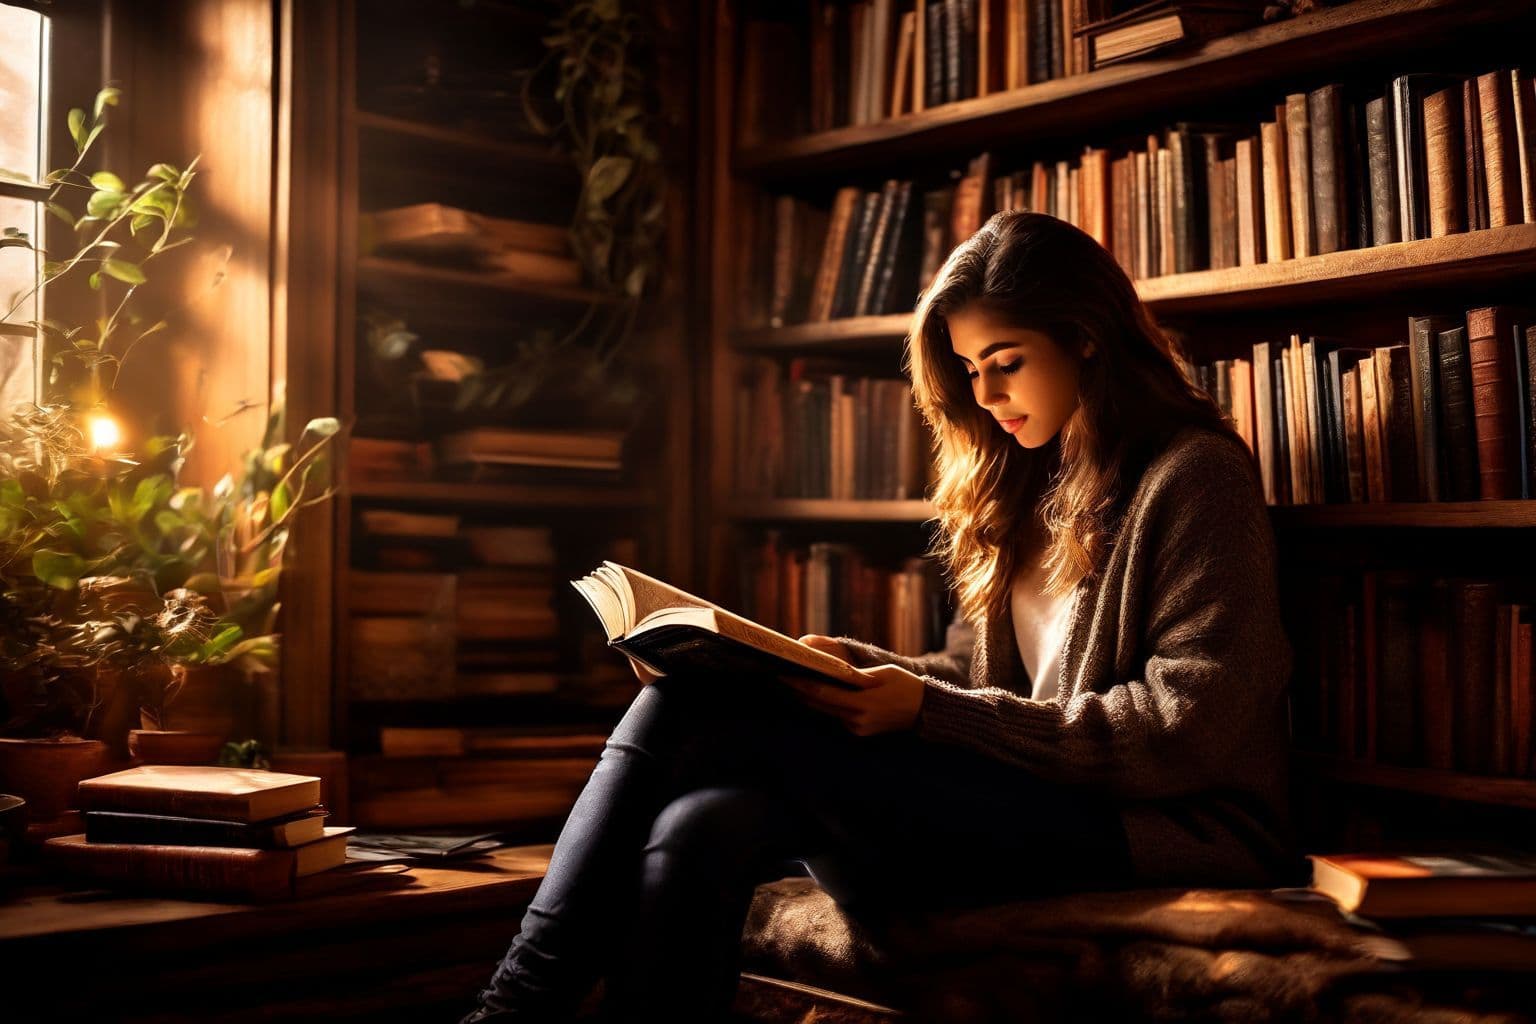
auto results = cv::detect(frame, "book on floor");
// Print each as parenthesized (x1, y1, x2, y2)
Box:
(77, 765, 323, 824)
(570, 561, 869, 689)
(1310, 852, 1536, 917)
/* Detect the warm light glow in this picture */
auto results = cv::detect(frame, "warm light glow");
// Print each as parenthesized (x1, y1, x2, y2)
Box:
(88, 413, 122, 453)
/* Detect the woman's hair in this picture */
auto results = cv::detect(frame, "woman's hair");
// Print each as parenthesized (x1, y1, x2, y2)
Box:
(905, 210, 1252, 629)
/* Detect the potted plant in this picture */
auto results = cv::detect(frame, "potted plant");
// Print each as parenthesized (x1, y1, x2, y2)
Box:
(0, 90, 338, 814)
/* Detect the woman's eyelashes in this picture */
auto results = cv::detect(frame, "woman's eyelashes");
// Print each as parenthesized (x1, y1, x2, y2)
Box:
(965, 359, 1023, 380)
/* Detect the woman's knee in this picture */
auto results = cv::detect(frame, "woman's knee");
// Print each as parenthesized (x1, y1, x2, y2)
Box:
(643, 787, 777, 870)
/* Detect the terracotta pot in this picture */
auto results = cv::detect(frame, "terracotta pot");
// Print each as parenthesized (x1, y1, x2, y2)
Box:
(0, 737, 108, 820)
(127, 729, 226, 766)
(157, 664, 240, 738)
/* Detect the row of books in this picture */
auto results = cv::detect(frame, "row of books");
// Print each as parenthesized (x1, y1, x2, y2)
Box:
(1290, 573, 1534, 779)
(745, 63, 1536, 326)
(1188, 307, 1536, 505)
(734, 358, 933, 501)
(743, 1, 1267, 140)
(737, 534, 950, 655)
(348, 428, 625, 484)
(43, 766, 352, 901)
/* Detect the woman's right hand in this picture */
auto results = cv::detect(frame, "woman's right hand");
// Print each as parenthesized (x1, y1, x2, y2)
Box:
(625, 654, 665, 686)
(798, 634, 852, 664)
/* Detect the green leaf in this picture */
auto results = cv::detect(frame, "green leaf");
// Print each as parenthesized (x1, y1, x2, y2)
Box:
(270, 481, 291, 523)
(33, 549, 87, 590)
(147, 163, 179, 182)
(131, 213, 154, 234)
(300, 417, 341, 438)
(68, 108, 86, 151)
(102, 258, 146, 285)
(93, 87, 121, 120)
(86, 190, 121, 218)
(154, 510, 183, 536)
(585, 155, 633, 205)
(88, 271, 102, 291)
(89, 171, 125, 193)
(45, 202, 76, 228)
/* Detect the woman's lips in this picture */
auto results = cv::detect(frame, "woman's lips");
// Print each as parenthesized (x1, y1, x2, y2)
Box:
(999, 416, 1027, 434)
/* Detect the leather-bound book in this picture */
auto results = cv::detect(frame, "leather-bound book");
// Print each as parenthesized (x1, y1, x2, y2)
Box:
(1252, 339, 1279, 504)
(1465, 305, 1523, 499)
(1478, 71, 1522, 228)
(871, 180, 919, 314)
(1391, 73, 1458, 242)
(1344, 99, 1370, 250)
(854, 179, 902, 317)
(1463, 79, 1489, 231)
(1235, 135, 1264, 265)
(1452, 580, 1498, 774)
(1422, 85, 1466, 238)
(1365, 95, 1400, 246)
(1378, 345, 1420, 502)
(1307, 84, 1347, 255)
(1029, 0, 1052, 83)
(926, 0, 947, 107)
(831, 191, 881, 319)
(1511, 70, 1536, 223)
(1374, 572, 1420, 766)
(1525, 324, 1536, 499)
(917, 186, 954, 291)
(1418, 579, 1454, 770)
(1081, 146, 1111, 247)
(1359, 348, 1385, 502)
(1515, 319, 1533, 500)
(810, 187, 861, 322)
(1340, 363, 1366, 502)
(944, 0, 963, 103)
(1435, 323, 1481, 502)
(1285, 93, 1315, 257)
(768, 196, 800, 327)
(1408, 315, 1456, 502)
(44, 828, 352, 902)
(1111, 153, 1135, 274)
(83, 808, 328, 849)
(78, 766, 322, 824)
(1260, 115, 1293, 261)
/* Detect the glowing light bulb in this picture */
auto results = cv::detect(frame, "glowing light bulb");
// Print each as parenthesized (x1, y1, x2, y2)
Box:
(88, 413, 122, 453)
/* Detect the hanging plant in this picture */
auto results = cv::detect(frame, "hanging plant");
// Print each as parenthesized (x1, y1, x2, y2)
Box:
(522, 0, 666, 363)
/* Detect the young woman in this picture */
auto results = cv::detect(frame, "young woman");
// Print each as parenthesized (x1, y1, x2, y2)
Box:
(460, 211, 1297, 1023)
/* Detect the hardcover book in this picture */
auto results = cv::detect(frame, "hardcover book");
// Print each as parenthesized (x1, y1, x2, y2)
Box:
(570, 561, 869, 689)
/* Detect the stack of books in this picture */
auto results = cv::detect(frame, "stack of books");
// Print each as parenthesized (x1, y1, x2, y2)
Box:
(44, 766, 354, 902)
(1311, 852, 1536, 970)
(349, 437, 433, 483)
(457, 526, 564, 684)
(349, 571, 457, 701)
(437, 427, 625, 480)
(361, 202, 580, 286)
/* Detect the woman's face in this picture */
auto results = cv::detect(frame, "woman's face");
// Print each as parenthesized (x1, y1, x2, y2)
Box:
(947, 304, 1093, 449)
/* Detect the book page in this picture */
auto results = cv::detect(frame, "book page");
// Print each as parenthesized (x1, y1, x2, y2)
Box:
(570, 570, 630, 639)
(606, 562, 715, 620)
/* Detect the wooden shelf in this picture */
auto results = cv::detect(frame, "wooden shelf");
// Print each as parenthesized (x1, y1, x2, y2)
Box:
(734, 0, 1518, 179)
(1271, 501, 1536, 529)
(1295, 753, 1536, 810)
(726, 498, 1536, 527)
(355, 257, 612, 308)
(349, 478, 656, 509)
(729, 499, 935, 522)
(351, 109, 570, 168)
(1137, 223, 1536, 314)
(730, 225, 1536, 349)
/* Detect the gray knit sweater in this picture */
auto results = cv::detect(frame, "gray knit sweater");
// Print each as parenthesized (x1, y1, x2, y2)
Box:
(835, 427, 1298, 888)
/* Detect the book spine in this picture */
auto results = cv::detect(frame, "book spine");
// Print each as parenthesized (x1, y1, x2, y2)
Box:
(1360, 351, 1384, 502)
(1308, 84, 1345, 255)
(1285, 93, 1314, 258)
(1252, 341, 1276, 503)
(926, 0, 947, 108)
(1422, 85, 1466, 238)
(1408, 317, 1443, 502)
(1436, 325, 1481, 502)
(1526, 325, 1536, 500)
(83, 811, 287, 848)
(1512, 71, 1536, 224)
(1342, 364, 1365, 502)
(1365, 96, 1400, 245)
(1463, 78, 1489, 231)
(1479, 70, 1522, 228)
(1466, 306, 1520, 500)
(44, 838, 294, 900)
(854, 181, 900, 317)
(1383, 346, 1420, 502)
(871, 181, 916, 314)
(1261, 115, 1293, 262)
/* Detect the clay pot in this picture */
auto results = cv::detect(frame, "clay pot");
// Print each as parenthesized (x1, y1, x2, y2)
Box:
(0, 736, 108, 820)
(127, 729, 226, 766)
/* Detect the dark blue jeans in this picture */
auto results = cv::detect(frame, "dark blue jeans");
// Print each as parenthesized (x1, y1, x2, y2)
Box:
(473, 674, 1132, 1022)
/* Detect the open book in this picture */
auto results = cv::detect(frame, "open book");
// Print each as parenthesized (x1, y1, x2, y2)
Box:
(570, 561, 870, 689)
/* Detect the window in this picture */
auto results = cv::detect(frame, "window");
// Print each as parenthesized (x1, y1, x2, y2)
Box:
(0, 2, 48, 411)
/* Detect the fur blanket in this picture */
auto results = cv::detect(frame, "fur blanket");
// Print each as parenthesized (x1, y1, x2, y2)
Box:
(740, 879, 1536, 1023)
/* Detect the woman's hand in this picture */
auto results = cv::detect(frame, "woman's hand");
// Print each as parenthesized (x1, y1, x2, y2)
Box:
(783, 662, 927, 736)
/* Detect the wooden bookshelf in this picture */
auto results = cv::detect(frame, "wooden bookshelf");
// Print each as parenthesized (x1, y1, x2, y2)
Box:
(1295, 753, 1536, 810)
(734, 0, 1521, 179)
(351, 108, 569, 167)
(355, 257, 613, 309)
(702, 0, 1536, 851)
(350, 479, 657, 509)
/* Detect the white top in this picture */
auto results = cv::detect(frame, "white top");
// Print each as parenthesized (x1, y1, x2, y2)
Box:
(1010, 556, 1073, 702)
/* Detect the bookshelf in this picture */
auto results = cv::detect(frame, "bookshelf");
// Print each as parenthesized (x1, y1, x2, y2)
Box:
(276, 0, 694, 835)
(701, 0, 1536, 852)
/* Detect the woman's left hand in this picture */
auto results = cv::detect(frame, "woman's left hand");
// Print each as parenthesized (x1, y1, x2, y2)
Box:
(783, 663, 927, 736)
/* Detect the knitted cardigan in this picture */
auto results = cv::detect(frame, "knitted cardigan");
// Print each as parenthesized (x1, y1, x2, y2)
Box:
(835, 427, 1300, 888)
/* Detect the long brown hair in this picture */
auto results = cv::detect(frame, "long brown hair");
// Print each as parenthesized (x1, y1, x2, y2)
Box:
(905, 210, 1252, 629)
